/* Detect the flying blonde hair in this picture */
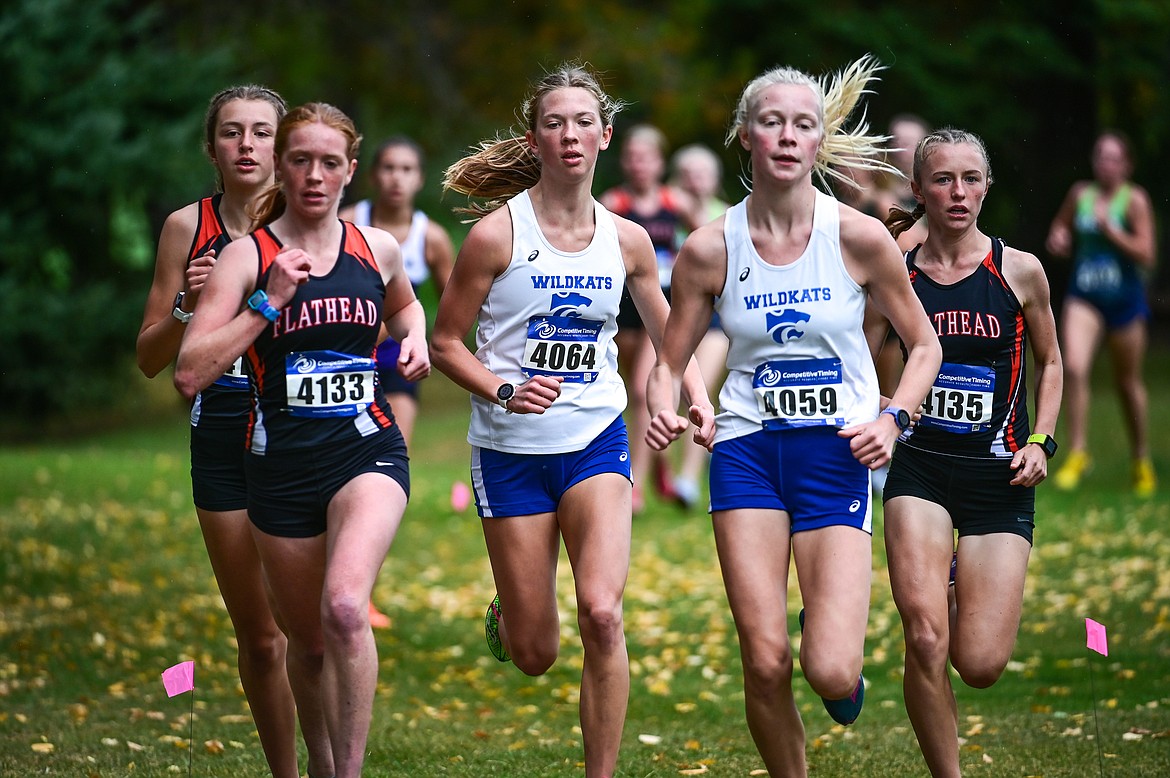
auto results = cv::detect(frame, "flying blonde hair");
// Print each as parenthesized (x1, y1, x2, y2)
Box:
(726, 55, 902, 193)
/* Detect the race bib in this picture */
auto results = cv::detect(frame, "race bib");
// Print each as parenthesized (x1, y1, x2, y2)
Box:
(285, 351, 375, 418)
(1075, 253, 1123, 296)
(522, 316, 602, 383)
(919, 362, 994, 433)
(753, 357, 844, 430)
(212, 356, 248, 390)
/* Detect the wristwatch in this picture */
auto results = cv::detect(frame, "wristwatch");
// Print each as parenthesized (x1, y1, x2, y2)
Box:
(171, 291, 193, 324)
(880, 406, 912, 432)
(247, 289, 281, 323)
(495, 382, 516, 411)
(1027, 433, 1058, 458)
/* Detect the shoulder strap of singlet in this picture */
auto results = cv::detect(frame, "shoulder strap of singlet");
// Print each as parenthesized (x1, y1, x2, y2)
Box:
(252, 226, 282, 277)
(186, 194, 225, 262)
(1112, 183, 1132, 219)
(342, 220, 379, 273)
(352, 199, 373, 227)
(905, 243, 921, 270)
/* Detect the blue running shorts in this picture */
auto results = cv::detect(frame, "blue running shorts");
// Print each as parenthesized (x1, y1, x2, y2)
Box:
(472, 414, 632, 519)
(709, 426, 873, 535)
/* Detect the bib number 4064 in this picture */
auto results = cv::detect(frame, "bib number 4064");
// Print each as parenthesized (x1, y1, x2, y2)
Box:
(526, 341, 597, 372)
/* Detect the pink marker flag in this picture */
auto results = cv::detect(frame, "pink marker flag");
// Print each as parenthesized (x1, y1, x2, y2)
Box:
(450, 481, 471, 512)
(161, 660, 195, 697)
(1085, 618, 1108, 657)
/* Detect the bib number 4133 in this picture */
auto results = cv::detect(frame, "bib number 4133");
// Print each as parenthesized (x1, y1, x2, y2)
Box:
(285, 351, 376, 418)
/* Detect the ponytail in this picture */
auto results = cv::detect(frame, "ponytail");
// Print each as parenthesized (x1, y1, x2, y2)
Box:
(885, 202, 925, 240)
(249, 183, 286, 229)
(442, 136, 541, 220)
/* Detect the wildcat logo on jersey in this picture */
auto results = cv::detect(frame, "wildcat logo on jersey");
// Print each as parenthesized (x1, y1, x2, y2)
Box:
(551, 292, 592, 317)
(765, 309, 811, 344)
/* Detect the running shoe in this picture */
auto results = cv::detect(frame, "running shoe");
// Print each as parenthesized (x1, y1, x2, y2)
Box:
(798, 608, 865, 726)
(672, 477, 701, 510)
(654, 457, 678, 501)
(1133, 457, 1157, 499)
(949, 550, 957, 588)
(485, 594, 510, 662)
(1053, 450, 1090, 491)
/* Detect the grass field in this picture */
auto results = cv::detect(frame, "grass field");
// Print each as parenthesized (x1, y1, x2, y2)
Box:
(2, 356, 1169, 777)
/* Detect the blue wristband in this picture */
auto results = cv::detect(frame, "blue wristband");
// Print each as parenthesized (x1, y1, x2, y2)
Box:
(247, 289, 281, 322)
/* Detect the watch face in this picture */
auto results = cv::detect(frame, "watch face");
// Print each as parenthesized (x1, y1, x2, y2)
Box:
(896, 409, 911, 429)
(496, 383, 515, 402)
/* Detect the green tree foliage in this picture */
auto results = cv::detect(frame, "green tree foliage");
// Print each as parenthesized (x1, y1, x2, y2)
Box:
(4, 0, 1168, 424)
(147, 0, 1170, 259)
(0, 0, 230, 419)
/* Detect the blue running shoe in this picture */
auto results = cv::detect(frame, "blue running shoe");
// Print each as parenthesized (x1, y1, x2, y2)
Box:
(798, 608, 865, 726)
(485, 594, 510, 662)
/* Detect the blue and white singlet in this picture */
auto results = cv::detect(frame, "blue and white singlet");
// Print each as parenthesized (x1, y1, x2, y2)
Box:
(713, 191, 879, 444)
(466, 190, 627, 454)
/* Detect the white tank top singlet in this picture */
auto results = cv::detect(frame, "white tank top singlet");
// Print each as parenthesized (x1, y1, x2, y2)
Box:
(467, 190, 627, 454)
(351, 200, 430, 288)
(713, 190, 879, 444)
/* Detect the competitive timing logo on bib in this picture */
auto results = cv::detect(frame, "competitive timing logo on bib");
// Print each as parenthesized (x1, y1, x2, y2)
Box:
(753, 362, 839, 387)
(290, 353, 368, 373)
(765, 309, 811, 344)
(534, 319, 598, 339)
(292, 355, 319, 373)
(755, 365, 785, 387)
(550, 291, 592, 318)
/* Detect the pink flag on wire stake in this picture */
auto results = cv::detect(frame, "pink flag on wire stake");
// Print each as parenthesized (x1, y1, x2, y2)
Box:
(161, 660, 195, 697)
(1085, 618, 1108, 657)
(451, 481, 471, 512)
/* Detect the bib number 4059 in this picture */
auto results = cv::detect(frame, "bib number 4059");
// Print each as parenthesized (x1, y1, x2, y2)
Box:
(759, 386, 838, 418)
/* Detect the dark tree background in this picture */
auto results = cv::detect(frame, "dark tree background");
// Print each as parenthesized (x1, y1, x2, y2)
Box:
(2, 0, 1167, 423)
